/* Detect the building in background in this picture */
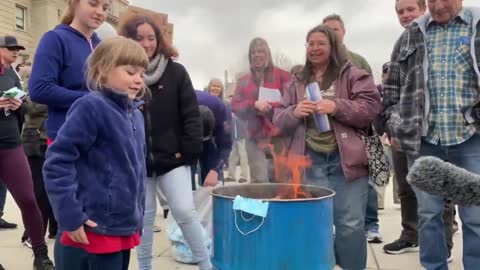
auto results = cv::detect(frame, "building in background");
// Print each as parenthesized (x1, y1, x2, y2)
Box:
(0, 0, 129, 64)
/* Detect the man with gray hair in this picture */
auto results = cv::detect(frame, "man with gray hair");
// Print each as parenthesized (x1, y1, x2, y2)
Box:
(381, 1, 480, 268)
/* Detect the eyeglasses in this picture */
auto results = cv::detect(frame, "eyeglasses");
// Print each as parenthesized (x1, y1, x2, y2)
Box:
(305, 41, 328, 49)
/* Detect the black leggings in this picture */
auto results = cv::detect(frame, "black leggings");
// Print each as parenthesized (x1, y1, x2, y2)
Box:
(0, 145, 45, 247)
(23, 153, 58, 240)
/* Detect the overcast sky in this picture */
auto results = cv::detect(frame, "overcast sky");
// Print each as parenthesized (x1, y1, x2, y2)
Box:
(130, 0, 478, 88)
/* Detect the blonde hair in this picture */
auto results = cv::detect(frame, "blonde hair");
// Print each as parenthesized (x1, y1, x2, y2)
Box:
(60, 0, 79, 25)
(86, 36, 149, 98)
(61, 0, 112, 25)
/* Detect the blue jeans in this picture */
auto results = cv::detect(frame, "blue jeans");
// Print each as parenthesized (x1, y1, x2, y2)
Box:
(87, 250, 130, 270)
(408, 134, 480, 270)
(305, 149, 368, 270)
(54, 231, 88, 270)
(136, 166, 211, 270)
(365, 183, 380, 232)
(0, 182, 6, 217)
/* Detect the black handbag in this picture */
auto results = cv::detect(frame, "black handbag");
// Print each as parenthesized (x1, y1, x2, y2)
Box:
(357, 127, 390, 187)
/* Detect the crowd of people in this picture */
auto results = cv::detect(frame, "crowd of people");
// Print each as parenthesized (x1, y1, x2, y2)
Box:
(0, 0, 479, 269)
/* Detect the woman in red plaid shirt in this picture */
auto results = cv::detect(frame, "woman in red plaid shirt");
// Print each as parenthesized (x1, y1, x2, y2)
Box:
(231, 37, 291, 183)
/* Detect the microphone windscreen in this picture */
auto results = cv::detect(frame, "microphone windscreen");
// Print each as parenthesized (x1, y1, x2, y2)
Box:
(407, 156, 480, 206)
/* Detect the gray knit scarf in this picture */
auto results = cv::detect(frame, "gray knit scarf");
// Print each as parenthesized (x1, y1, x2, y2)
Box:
(144, 54, 168, 86)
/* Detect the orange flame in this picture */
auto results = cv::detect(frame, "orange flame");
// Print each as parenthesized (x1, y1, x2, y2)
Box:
(259, 143, 312, 199)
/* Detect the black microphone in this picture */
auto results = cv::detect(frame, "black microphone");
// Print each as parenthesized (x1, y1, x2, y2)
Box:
(407, 156, 480, 206)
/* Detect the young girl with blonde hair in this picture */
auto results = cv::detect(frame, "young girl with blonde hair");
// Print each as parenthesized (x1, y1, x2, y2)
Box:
(44, 36, 149, 270)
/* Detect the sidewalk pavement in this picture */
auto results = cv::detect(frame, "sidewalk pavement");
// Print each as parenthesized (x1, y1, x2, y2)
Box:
(0, 181, 464, 270)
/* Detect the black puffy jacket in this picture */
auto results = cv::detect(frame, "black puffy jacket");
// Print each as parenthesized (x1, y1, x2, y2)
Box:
(143, 60, 202, 176)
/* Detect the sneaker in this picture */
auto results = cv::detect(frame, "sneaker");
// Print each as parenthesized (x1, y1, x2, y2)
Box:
(224, 177, 236, 182)
(239, 178, 248, 183)
(366, 229, 383, 243)
(383, 239, 419, 254)
(448, 251, 453, 263)
(0, 218, 17, 229)
(22, 238, 32, 249)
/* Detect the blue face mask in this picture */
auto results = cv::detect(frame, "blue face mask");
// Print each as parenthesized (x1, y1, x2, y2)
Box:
(233, 195, 269, 218)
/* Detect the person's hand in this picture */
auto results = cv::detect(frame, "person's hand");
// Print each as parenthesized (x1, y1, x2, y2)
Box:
(0, 98, 10, 110)
(390, 137, 400, 151)
(293, 100, 316, 118)
(315, 100, 336, 115)
(204, 170, 219, 187)
(67, 219, 97, 245)
(7, 98, 22, 111)
(254, 101, 272, 113)
(381, 133, 391, 146)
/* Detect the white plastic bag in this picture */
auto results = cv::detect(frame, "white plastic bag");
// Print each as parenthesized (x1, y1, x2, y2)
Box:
(167, 186, 213, 264)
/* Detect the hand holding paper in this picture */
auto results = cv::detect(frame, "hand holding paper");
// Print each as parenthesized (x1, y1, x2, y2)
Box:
(293, 100, 316, 118)
(1, 87, 26, 100)
(258, 87, 281, 103)
(305, 82, 332, 132)
(315, 100, 336, 115)
(7, 98, 22, 111)
(255, 100, 272, 113)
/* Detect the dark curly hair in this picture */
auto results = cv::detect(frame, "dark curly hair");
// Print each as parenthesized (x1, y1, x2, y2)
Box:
(119, 16, 177, 59)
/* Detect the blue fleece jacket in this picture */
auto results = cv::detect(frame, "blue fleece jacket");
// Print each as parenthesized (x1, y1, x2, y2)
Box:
(43, 90, 146, 236)
(195, 90, 232, 172)
(29, 24, 101, 139)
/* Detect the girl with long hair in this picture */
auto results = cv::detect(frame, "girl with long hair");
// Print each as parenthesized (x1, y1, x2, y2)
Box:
(29, 0, 111, 269)
(120, 16, 211, 270)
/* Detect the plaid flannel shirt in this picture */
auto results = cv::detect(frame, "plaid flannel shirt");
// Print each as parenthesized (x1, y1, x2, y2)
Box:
(231, 66, 291, 140)
(424, 10, 479, 145)
(381, 7, 480, 155)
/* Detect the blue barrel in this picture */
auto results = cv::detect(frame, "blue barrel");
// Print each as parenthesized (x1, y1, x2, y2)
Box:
(211, 183, 335, 270)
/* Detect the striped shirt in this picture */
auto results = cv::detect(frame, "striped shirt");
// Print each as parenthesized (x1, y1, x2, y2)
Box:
(425, 9, 480, 146)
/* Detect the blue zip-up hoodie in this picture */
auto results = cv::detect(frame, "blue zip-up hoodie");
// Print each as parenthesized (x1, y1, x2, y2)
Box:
(43, 90, 147, 236)
(29, 24, 101, 140)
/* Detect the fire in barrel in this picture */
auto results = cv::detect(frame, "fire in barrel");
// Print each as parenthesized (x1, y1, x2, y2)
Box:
(211, 183, 335, 270)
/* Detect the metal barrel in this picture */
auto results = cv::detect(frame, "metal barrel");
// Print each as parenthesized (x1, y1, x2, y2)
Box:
(211, 183, 335, 270)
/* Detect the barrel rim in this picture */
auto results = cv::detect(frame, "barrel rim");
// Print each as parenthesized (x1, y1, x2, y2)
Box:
(211, 183, 336, 202)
